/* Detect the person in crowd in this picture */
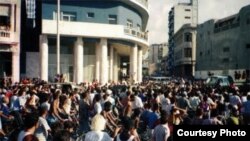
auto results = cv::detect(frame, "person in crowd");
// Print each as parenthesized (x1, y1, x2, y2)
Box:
(84, 114, 120, 141)
(17, 112, 39, 141)
(152, 110, 170, 141)
(114, 118, 140, 141)
(101, 101, 118, 134)
(49, 90, 64, 123)
(79, 91, 91, 133)
(53, 130, 71, 141)
(35, 106, 51, 141)
(242, 93, 250, 124)
(93, 94, 102, 115)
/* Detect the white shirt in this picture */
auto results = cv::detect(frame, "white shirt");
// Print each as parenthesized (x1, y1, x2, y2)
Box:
(161, 97, 171, 111)
(35, 117, 51, 141)
(18, 130, 32, 141)
(18, 95, 29, 108)
(153, 124, 170, 141)
(132, 96, 143, 109)
(107, 96, 115, 105)
(84, 131, 113, 141)
(94, 102, 102, 114)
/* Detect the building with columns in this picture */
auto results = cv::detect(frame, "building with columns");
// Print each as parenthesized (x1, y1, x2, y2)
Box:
(0, 0, 21, 83)
(22, 0, 149, 84)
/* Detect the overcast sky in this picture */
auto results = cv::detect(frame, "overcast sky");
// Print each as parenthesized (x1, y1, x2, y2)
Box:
(148, 0, 250, 44)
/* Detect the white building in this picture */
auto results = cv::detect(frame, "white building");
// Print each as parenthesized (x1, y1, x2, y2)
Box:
(168, 0, 198, 75)
(0, 0, 20, 83)
(22, 0, 149, 84)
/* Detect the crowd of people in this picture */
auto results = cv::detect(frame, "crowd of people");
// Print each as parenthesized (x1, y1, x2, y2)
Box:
(0, 77, 249, 141)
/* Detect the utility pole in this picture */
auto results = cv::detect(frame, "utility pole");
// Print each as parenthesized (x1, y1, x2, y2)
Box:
(57, 0, 60, 74)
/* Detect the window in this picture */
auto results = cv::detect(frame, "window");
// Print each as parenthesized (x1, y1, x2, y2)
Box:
(246, 44, 250, 49)
(247, 18, 250, 25)
(199, 34, 203, 39)
(184, 48, 192, 57)
(0, 16, 10, 27)
(223, 47, 230, 52)
(108, 15, 117, 24)
(137, 24, 141, 30)
(127, 19, 133, 28)
(0, 5, 10, 28)
(200, 52, 203, 56)
(62, 12, 76, 21)
(53, 11, 76, 21)
(185, 9, 191, 11)
(185, 16, 191, 19)
(207, 50, 210, 55)
(87, 12, 94, 18)
(184, 32, 192, 42)
(222, 58, 229, 63)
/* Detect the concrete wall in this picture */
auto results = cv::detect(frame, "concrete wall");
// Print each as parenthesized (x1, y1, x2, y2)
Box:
(196, 5, 250, 78)
(26, 52, 40, 78)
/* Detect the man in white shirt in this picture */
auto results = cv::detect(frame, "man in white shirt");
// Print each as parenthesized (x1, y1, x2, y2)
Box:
(152, 111, 170, 141)
(131, 91, 143, 110)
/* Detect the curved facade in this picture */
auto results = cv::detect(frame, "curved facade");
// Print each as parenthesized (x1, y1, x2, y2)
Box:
(38, 0, 149, 84)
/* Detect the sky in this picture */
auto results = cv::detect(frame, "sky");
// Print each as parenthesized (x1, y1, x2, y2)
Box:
(148, 0, 250, 44)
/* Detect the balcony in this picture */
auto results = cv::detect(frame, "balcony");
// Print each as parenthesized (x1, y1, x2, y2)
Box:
(0, 28, 13, 43)
(124, 26, 148, 41)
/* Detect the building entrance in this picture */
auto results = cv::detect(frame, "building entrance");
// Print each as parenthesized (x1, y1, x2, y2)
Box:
(0, 52, 12, 77)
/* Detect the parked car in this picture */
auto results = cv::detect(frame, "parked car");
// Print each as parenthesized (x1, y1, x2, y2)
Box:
(205, 75, 234, 88)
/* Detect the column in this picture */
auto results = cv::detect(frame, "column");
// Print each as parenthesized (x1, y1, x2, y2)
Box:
(95, 43, 100, 82)
(11, 4, 15, 32)
(113, 50, 118, 82)
(100, 38, 108, 85)
(39, 35, 48, 81)
(74, 37, 84, 84)
(137, 47, 143, 83)
(130, 44, 138, 83)
(12, 46, 20, 83)
(192, 32, 196, 77)
(109, 46, 114, 81)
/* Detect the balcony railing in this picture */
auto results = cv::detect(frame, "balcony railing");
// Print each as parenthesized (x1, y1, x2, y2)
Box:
(135, 0, 148, 8)
(0, 30, 11, 38)
(124, 26, 148, 41)
(0, 26, 13, 43)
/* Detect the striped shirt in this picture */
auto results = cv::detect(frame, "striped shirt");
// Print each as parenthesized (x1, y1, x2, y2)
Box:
(152, 124, 170, 141)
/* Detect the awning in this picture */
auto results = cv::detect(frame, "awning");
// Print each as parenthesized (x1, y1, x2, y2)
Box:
(0, 5, 10, 16)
